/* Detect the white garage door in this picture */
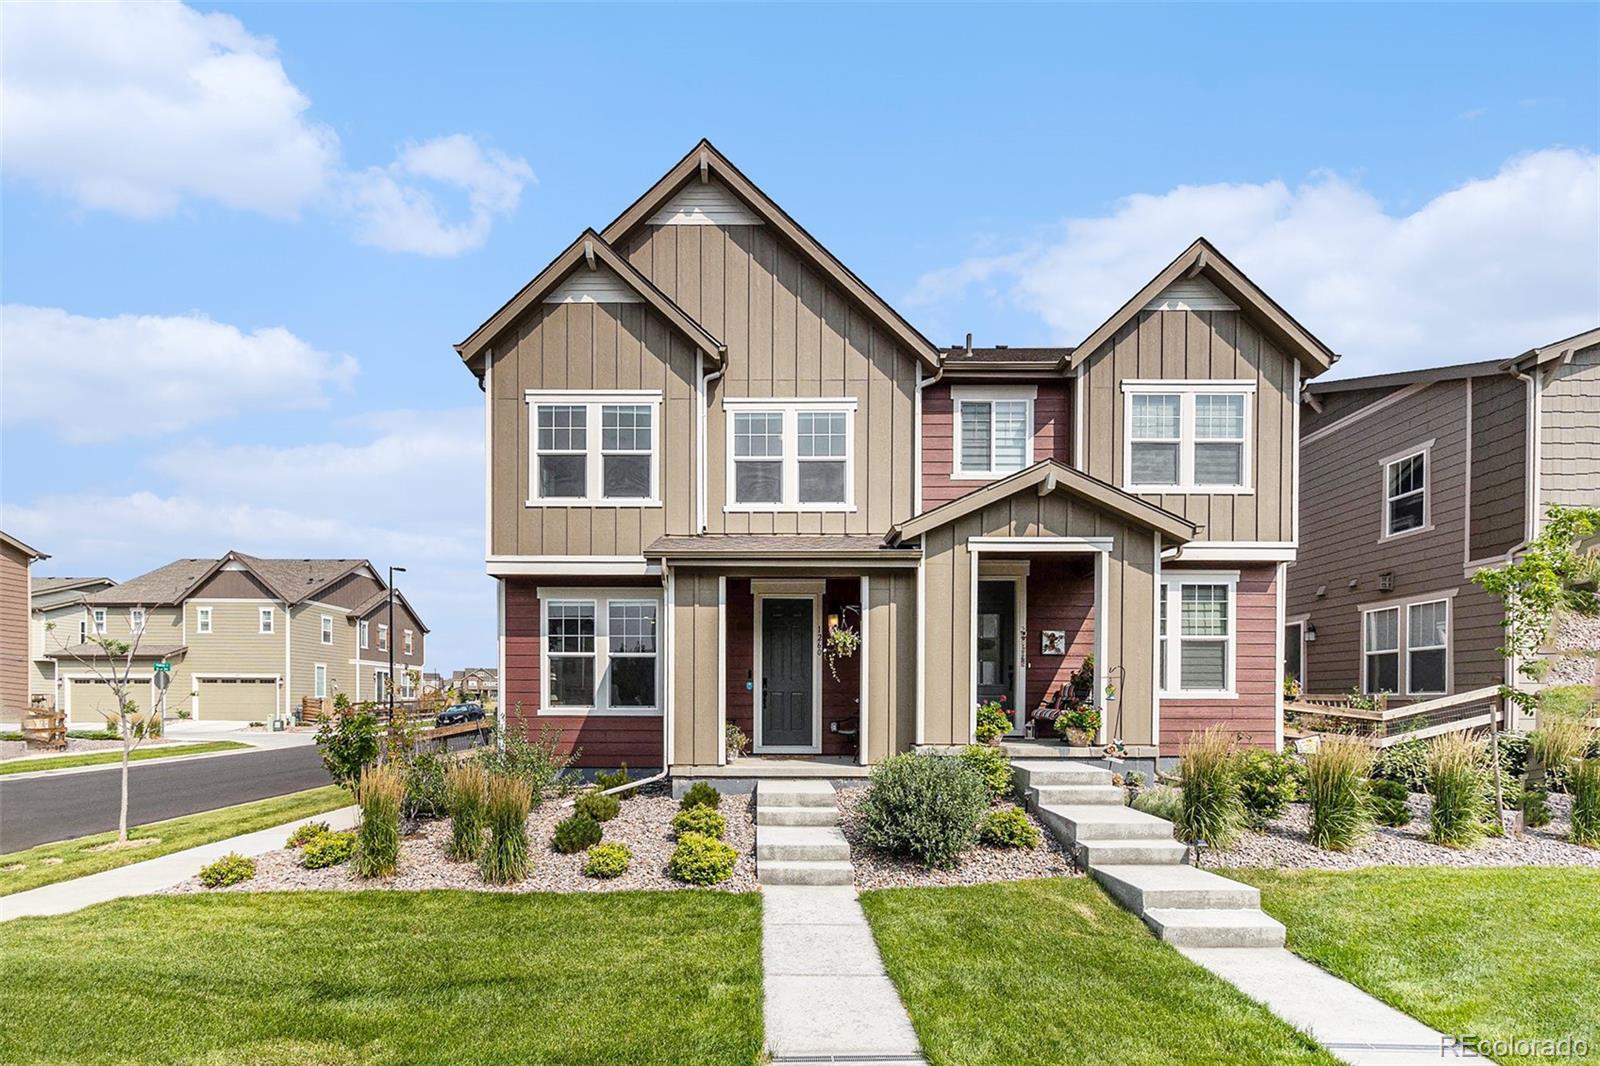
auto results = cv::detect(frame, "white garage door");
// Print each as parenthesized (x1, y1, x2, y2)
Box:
(67, 677, 152, 728)
(197, 677, 279, 722)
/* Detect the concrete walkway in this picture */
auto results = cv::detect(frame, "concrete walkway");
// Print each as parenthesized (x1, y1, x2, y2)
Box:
(1180, 947, 1477, 1065)
(1, 805, 357, 922)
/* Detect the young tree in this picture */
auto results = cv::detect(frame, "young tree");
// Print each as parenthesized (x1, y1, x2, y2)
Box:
(47, 608, 165, 843)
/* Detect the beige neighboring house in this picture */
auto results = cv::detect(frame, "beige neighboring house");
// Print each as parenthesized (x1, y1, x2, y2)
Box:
(30, 575, 119, 709)
(450, 668, 498, 702)
(2, 531, 50, 721)
(43, 552, 429, 727)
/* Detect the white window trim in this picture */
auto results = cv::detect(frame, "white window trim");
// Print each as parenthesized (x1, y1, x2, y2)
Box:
(1284, 617, 1307, 691)
(1360, 590, 1454, 696)
(258, 607, 274, 635)
(320, 614, 334, 645)
(92, 608, 107, 636)
(1360, 605, 1402, 696)
(377, 623, 388, 651)
(129, 608, 145, 634)
(1121, 380, 1256, 495)
(951, 385, 1037, 480)
(537, 587, 664, 717)
(404, 629, 414, 656)
(1158, 569, 1240, 699)
(724, 396, 858, 513)
(1406, 598, 1450, 697)
(1380, 441, 1433, 541)
(358, 620, 369, 649)
(314, 663, 328, 700)
(78, 619, 88, 643)
(524, 389, 664, 507)
(196, 607, 213, 635)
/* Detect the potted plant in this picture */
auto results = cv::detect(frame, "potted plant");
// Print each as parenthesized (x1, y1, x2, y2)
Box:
(820, 621, 861, 681)
(1068, 656, 1095, 703)
(1056, 702, 1101, 747)
(975, 697, 1009, 745)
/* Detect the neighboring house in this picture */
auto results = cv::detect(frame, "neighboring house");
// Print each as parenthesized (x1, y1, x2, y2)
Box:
(43, 552, 429, 726)
(1289, 328, 1600, 722)
(1, 531, 50, 722)
(451, 667, 498, 701)
(29, 576, 118, 707)
(459, 140, 1334, 771)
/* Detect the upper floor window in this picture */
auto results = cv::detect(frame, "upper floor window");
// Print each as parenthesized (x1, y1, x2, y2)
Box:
(1122, 381, 1254, 493)
(1382, 445, 1429, 538)
(78, 618, 88, 642)
(321, 615, 334, 645)
(525, 390, 662, 506)
(196, 607, 213, 635)
(1158, 572, 1238, 697)
(259, 607, 274, 634)
(129, 608, 145, 634)
(726, 398, 855, 511)
(378, 623, 388, 651)
(359, 620, 369, 649)
(953, 387, 1034, 479)
(404, 629, 414, 656)
(92, 608, 107, 636)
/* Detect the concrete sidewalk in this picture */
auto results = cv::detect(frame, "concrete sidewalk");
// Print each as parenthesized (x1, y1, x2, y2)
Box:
(1, 805, 357, 922)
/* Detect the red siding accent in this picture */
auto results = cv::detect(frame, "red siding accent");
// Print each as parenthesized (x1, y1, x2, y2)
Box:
(921, 380, 1073, 509)
(1159, 562, 1280, 754)
(1022, 556, 1096, 713)
(502, 577, 666, 769)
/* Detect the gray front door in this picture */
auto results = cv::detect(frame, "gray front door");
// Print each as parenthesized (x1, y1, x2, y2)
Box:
(761, 598, 814, 749)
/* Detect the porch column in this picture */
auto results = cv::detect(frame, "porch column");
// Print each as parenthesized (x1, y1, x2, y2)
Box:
(1094, 547, 1108, 745)
(717, 575, 727, 767)
(859, 574, 870, 766)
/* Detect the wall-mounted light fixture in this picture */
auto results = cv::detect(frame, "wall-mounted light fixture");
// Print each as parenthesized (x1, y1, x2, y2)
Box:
(1306, 623, 1318, 642)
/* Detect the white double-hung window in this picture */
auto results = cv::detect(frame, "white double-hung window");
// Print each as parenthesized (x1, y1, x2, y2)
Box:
(953, 386, 1034, 479)
(1158, 572, 1238, 697)
(1123, 382, 1253, 493)
(196, 607, 213, 634)
(540, 589, 662, 714)
(726, 398, 855, 511)
(526, 390, 663, 505)
(1382, 443, 1430, 538)
(1362, 593, 1450, 695)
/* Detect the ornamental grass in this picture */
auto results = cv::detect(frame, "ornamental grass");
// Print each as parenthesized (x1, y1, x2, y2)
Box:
(1304, 735, 1373, 851)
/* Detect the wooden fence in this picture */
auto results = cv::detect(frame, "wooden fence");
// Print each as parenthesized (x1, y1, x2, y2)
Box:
(1286, 686, 1505, 748)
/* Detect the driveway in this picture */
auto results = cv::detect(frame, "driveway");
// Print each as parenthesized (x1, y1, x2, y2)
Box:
(1, 744, 334, 852)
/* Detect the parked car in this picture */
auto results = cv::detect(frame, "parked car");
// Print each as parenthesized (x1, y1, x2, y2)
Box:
(436, 703, 485, 727)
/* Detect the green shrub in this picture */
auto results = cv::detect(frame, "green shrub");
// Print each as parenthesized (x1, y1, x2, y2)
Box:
(574, 790, 621, 823)
(474, 717, 577, 796)
(1132, 784, 1183, 822)
(301, 831, 355, 869)
(1571, 759, 1600, 848)
(1370, 739, 1429, 793)
(479, 773, 533, 884)
(1369, 778, 1412, 827)
(978, 807, 1039, 849)
(352, 764, 405, 878)
(1497, 733, 1529, 779)
(974, 699, 1010, 743)
(1174, 727, 1244, 850)
(583, 841, 632, 879)
(1237, 749, 1302, 827)
(444, 763, 487, 861)
(400, 749, 450, 819)
(670, 805, 726, 840)
(960, 744, 1013, 803)
(1523, 788, 1553, 829)
(285, 820, 331, 849)
(1530, 718, 1591, 793)
(679, 781, 723, 811)
(861, 752, 987, 868)
(198, 852, 256, 888)
(1305, 735, 1374, 851)
(315, 708, 381, 793)
(552, 814, 602, 854)
(1427, 734, 1488, 848)
(667, 832, 738, 885)
(594, 765, 633, 795)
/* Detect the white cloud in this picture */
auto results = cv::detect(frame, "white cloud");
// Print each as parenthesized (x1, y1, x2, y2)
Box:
(0, 1, 532, 255)
(0, 305, 358, 443)
(913, 149, 1600, 374)
(344, 135, 536, 257)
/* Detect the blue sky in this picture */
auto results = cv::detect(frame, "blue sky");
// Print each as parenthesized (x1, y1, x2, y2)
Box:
(3, 2, 1597, 671)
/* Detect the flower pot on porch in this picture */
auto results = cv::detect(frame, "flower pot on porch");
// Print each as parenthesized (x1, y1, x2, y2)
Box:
(1060, 726, 1093, 747)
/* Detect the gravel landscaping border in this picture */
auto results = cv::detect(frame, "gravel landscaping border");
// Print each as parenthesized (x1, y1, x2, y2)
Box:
(1207, 792, 1600, 870)
(836, 785, 1078, 890)
(170, 785, 758, 895)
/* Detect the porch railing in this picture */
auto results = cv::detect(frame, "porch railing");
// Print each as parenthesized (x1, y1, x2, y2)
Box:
(1286, 686, 1504, 748)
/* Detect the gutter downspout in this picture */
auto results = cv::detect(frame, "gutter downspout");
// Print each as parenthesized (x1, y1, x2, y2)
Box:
(698, 348, 728, 533)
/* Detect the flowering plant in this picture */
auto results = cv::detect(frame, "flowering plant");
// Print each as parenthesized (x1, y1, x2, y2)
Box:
(975, 697, 1010, 744)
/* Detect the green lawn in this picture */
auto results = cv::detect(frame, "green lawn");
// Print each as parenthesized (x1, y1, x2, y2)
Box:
(0, 740, 250, 775)
(0, 891, 764, 1065)
(1541, 683, 1598, 719)
(1232, 867, 1600, 1065)
(860, 878, 1337, 1065)
(1, 785, 349, 895)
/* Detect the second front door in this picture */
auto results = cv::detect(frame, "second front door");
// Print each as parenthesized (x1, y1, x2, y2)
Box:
(760, 598, 815, 750)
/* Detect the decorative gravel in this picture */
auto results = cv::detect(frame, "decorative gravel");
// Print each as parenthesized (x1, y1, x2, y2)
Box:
(1206, 792, 1600, 870)
(169, 785, 757, 895)
(835, 785, 1078, 890)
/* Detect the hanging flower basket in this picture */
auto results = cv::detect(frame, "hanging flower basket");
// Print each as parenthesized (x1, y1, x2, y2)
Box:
(820, 622, 860, 681)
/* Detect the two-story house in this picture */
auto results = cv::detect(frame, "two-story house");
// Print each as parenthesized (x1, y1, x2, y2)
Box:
(2, 530, 50, 722)
(1289, 328, 1600, 722)
(43, 552, 428, 726)
(462, 141, 1335, 773)
(29, 574, 118, 708)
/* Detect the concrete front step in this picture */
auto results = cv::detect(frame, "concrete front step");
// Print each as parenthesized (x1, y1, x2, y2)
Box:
(1141, 907, 1286, 948)
(1036, 803, 1177, 842)
(1030, 783, 1125, 807)
(1074, 838, 1189, 866)
(1011, 759, 1116, 788)
(757, 779, 837, 808)
(757, 826, 851, 863)
(756, 804, 839, 827)
(1091, 864, 1260, 912)
(759, 860, 854, 886)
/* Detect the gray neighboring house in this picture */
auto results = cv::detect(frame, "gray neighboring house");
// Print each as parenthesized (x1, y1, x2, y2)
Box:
(1289, 327, 1600, 723)
(450, 668, 498, 702)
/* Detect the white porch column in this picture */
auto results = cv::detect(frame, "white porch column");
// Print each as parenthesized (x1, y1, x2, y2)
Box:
(859, 574, 870, 766)
(717, 574, 727, 767)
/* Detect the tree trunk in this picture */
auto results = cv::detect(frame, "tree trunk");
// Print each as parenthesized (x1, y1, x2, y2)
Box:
(119, 725, 132, 842)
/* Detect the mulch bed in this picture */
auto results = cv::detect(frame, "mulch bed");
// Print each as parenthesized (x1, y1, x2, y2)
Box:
(835, 785, 1078, 890)
(170, 784, 758, 895)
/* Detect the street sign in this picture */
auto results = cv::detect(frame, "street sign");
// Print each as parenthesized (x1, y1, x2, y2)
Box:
(154, 671, 170, 692)
(153, 661, 172, 672)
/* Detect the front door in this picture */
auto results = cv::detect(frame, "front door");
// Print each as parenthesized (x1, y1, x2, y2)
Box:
(761, 598, 815, 750)
(977, 580, 1019, 732)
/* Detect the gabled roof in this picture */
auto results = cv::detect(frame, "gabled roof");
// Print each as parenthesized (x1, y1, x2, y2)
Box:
(1, 530, 48, 561)
(456, 228, 725, 375)
(350, 586, 430, 632)
(85, 553, 372, 607)
(1306, 357, 1505, 396)
(1068, 239, 1337, 377)
(1502, 326, 1600, 373)
(85, 559, 216, 606)
(886, 460, 1197, 545)
(601, 139, 943, 371)
(32, 576, 114, 596)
